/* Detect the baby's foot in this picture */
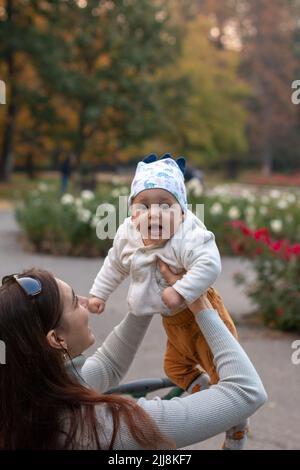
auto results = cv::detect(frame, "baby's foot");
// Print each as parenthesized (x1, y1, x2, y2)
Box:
(221, 419, 249, 450)
(187, 373, 211, 394)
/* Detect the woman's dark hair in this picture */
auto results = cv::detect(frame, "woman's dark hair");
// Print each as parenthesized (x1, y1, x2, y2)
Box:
(0, 268, 173, 449)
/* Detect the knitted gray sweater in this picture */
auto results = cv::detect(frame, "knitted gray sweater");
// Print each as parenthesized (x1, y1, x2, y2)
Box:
(68, 309, 267, 449)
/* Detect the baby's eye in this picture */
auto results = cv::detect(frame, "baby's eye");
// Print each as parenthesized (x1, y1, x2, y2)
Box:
(131, 203, 148, 216)
(136, 203, 148, 212)
(160, 203, 171, 211)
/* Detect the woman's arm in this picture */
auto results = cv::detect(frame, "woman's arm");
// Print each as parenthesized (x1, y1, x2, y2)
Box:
(110, 262, 267, 449)
(112, 308, 267, 449)
(81, 312, 152, 393)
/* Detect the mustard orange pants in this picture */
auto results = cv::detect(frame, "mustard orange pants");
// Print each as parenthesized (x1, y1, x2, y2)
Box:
(162, 287, 238, 390)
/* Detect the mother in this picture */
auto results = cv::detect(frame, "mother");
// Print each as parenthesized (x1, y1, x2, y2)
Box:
(0, 262, 267, 449)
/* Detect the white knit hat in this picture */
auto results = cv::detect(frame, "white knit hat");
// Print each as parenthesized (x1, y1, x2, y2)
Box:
(128, 154, 187, 213)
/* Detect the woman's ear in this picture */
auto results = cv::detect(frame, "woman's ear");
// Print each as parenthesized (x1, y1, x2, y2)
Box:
(46, 330, 67, 351)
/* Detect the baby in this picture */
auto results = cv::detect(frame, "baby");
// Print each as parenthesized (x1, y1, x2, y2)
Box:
(89, 153, 248, 450)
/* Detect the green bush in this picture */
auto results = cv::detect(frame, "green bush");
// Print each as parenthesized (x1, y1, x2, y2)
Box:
(15, 184, 129, 257)
(186, 181, 300, 254)
(227, 221, 300, 332)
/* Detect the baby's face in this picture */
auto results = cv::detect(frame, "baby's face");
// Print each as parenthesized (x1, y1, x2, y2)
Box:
(131, 188, 183, 246)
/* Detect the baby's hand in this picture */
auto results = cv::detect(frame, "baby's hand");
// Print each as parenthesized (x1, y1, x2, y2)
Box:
(162, 286, 185, 310)
(88, 296, 106, 314)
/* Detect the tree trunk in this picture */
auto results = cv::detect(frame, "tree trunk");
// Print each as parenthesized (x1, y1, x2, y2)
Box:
(262, 147, 273, 177)
(0, 85, 17, 183)
(26, 153, 36, 180)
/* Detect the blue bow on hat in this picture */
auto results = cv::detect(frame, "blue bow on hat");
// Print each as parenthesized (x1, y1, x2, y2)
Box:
(142, 153, 186, 176)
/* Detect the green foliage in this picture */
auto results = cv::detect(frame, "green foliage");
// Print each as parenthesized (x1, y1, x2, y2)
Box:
(15, 186, 121, 256)
(161, 15, 249, 165)
(228, 221, 300, 332)
(187, 183, 300, 253)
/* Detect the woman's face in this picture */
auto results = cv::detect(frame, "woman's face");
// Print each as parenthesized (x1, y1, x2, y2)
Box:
(55, 279, 95, 358)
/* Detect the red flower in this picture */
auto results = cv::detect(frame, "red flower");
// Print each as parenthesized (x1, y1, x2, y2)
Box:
(254, 228, 271, 245)
(272, 240, 283, 252)
(292, 244, 300, 256)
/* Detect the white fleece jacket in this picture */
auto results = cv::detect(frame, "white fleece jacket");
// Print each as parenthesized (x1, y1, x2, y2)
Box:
(90, 210, 222, 316)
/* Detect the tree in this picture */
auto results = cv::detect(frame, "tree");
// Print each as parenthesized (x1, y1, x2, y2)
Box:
(0, 0, 69, 181)
(238, 0, 297, 175)
(160, 14, 249, 171)
(0, 0, 182, 180)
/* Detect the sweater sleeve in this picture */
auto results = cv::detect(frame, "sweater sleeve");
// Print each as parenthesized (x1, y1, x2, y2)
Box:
(89, 223, 130, 300)
(112, 309, 268, 449)
(81, 312, 152, 393)
(172, 229, 222, 304)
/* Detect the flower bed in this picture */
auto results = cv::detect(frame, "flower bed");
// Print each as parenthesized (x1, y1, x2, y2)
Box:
(227, 220, 300, 332)
(187, 183, 300, 253)
(15, 186, 130, 257)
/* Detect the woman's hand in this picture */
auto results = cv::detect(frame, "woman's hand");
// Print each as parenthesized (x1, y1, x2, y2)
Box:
(158, 259, 214, 315)
(188, 293, 214, 316)
(157, 259, 185, 285)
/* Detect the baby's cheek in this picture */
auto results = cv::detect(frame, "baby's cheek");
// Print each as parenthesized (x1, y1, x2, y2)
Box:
(161, 213, 172, 235)
(132, 213, 148, 233)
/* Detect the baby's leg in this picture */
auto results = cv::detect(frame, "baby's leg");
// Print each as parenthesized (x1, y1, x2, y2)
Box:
(162, 308, 209, 391)
(164, 339, 207, 391)
(206, 287, 238, 339)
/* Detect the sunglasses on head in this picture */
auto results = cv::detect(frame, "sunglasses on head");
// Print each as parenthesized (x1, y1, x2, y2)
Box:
(1, 274, 42, 298)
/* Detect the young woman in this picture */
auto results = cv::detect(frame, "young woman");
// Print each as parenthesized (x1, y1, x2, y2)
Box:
(0, 262, 267, 449)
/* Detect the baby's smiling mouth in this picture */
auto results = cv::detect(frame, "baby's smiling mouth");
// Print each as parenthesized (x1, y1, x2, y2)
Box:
(148, 224, 163, 231)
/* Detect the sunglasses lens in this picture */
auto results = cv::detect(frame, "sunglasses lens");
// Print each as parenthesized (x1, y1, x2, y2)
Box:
(17, 277, 42, 296)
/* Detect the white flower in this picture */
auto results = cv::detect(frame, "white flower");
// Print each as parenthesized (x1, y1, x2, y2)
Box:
(38, 183, 48, 192)
(211, 185, 230, 197)
(210, 202, 223, 216)
(261, 195, 270, 205)
(111, 188, 120, 198)
(77, 208, 91, 223)
(277, 200, 288, 210)
(81, 190, 95, 201)
(286, 193, 296, 204)
(245, 194, 256, 204)
(228, 206, 240, 219)
(91, 216, 100, 228)
(270, 219, 283, 233)
(120, 186, 129, 195)
(286, 214, 293, 223)
(61, 194, 75, 205)
(186, 178, 203, 197)
(245, 206, 256, 217)
(259, 206, 268, 216)
(270, 189, 281, 199)
(241, 189, 251, 199)
(75, 198, 83, 208)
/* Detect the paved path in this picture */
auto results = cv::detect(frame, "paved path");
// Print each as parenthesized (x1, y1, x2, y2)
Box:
(0, 209, 299, 449)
